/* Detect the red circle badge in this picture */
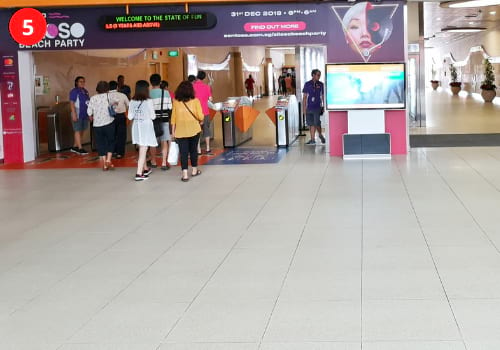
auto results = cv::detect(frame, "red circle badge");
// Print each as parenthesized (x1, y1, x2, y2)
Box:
(9, 8, 47, 46)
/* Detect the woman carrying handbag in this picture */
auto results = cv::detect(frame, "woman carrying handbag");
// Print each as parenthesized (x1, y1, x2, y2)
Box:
(171, 81, 204, 182)
(127, 80, 157, 181)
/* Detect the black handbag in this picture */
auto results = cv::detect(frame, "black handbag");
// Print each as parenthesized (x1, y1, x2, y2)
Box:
(156, 89, 171, 123)
(153, 90, 166, 137)
(153, 118, 164, 137)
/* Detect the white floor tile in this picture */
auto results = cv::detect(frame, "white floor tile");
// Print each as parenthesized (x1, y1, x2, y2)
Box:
(440, 268, 500, 299)
(362, 341, 466, 350)
(264, 301, 361, 342)
(362, 269, 446, 300)
(59, 345, 158, 350)
(280, 270, 361, 301)
(167, 300, 274, 342)
(363, 300, 461, 341)
(159, 343, 257, 350)
(363, 246, 435, 271)
(0, 345, 59, 350)
(69, 301, 188, 343)
(259, 343, 360, 350)
(4, 142, 500, 347)
(465, 341, 500, 350)
(431, 246, 500, 270)
(451, 299, 500, 341)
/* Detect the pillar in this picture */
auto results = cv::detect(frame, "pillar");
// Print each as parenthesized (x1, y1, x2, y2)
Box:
(230, 48, 245, 96)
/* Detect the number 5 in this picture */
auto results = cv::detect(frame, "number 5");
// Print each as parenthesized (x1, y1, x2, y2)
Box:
(22, 19, 34, 36)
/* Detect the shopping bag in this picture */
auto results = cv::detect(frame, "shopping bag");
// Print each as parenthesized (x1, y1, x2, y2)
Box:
(167, 141, 179, 165)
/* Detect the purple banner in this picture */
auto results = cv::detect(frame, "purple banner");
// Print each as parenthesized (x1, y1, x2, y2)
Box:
(0, 2, 404, 62)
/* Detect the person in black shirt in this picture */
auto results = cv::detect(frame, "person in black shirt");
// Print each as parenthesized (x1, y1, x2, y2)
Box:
(117, 75, 131, 100)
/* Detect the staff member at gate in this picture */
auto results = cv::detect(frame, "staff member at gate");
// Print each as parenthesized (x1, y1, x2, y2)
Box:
(302, 69, 326, 145)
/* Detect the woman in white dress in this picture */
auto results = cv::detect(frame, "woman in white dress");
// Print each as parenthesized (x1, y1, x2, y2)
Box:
(127, 80, 157, 181)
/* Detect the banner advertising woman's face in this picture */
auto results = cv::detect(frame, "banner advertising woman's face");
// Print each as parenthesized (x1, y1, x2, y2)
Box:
(331, 2, 404, 63)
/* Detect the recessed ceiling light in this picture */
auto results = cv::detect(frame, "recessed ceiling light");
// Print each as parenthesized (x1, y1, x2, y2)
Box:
(448, 0, 500, 8)
(436, 17, 441, 20)
(490, 11, 497, 14)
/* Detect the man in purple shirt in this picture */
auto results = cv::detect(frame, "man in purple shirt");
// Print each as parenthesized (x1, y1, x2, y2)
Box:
(69, 76, 90, 154)
(302, 69, 326, 145)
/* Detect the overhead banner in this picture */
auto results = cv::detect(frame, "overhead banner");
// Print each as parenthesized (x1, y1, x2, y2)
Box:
(0, 2, 405, 62)
(100, 12, 217, 32)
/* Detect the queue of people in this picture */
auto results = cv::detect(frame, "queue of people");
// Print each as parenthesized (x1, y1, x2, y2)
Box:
(69, 73, 212, 182)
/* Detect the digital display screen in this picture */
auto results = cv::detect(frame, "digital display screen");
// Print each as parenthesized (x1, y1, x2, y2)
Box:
(326, 63, 405, 110)
(100, 13, 216, 32)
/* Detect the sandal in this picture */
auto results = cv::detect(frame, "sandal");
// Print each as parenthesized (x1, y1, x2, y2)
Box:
(181, 177, 189, 182)
(192, 170, 202, 177)
(106, 161, 115, 170)
(161, 164, 170, 171)
(146, 160, 158, 168)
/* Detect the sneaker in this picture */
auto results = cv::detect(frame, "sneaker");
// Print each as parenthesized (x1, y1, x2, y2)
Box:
(135, 174, 148, 181)
(319, 135, 326, 144)
(143, 168, 153, 176)
(78, 148, 88, 155)
(305, 140, 316, 145)
(70, 146, 79, 153)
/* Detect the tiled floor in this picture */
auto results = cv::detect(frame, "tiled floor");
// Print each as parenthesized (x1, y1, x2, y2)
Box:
(411, 88, 500, 135)
(2, 144, 500, 349)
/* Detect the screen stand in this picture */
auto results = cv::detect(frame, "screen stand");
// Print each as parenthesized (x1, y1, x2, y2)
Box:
(343, 110, 391, 160)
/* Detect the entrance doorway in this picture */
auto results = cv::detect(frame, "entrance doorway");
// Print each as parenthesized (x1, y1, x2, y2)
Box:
(28, 45, 326, 158)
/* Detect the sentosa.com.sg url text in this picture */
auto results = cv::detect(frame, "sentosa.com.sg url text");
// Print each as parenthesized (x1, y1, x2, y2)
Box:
(224, 31, 327, 38)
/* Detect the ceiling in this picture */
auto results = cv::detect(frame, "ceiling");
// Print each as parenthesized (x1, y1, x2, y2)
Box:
(423, 2, 500, 47)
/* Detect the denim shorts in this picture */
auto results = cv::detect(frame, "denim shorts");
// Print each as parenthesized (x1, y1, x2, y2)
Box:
(306, 110, 322, 127)
(159, 122, 171, 142)
(202, 115, 212, 138)
(72, 118, 89, 132)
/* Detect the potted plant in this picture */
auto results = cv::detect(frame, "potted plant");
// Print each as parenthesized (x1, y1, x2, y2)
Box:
(449, 64, 461, 95)
(480, 58, 497, 102)
(430, 66, 439, 90)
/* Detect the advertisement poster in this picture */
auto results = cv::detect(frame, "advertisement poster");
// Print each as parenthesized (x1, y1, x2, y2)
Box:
(1, 55, 24, 163)
(35, 75, 44, 95)
(329, 2, 404, 63)
(0, 2, 404, 60)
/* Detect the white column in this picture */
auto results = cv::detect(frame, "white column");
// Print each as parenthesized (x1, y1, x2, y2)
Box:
(18, 51, 36, 162)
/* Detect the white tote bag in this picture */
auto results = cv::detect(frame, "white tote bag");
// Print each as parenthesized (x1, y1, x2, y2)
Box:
(167, 141, 179, 166)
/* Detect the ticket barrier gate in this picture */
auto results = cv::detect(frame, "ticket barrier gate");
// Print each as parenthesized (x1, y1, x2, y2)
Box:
(222, 97, 253, 148)
(275, 95, 300, 148)
(47, 102, 74, 152)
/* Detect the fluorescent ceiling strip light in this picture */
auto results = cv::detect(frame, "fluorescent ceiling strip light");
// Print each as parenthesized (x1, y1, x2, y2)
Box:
(268, 47, 296, 50)
(441, 27, 486, 32)
(449, 0, 500, 8)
